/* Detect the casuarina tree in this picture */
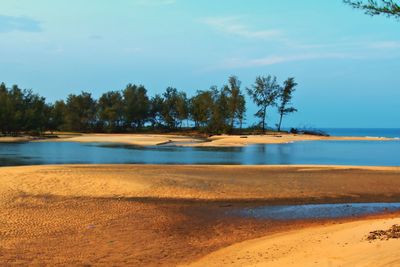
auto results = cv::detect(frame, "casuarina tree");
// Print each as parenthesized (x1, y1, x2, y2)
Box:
(246, 75, 280, 132)
(277, 78, 298, 132)
(344, 0, 400, 18)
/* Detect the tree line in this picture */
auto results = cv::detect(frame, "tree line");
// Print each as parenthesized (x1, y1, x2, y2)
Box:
(0, 75, 297, 135)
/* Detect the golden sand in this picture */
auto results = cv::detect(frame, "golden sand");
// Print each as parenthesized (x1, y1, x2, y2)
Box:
(187, 217, 400, 267)
(1, 164, 400, 265)
(1, 164, 400, 201)
(2, 133, 395, 146)
(189, 134, 395, 147)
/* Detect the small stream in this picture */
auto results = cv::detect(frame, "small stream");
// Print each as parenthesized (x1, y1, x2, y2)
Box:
(234, 203, 400, 220)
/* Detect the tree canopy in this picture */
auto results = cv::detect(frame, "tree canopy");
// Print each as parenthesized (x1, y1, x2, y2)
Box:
(344, 0, 400, 18)
(0, 75, 298, 135)
(277, 78, 298, 132)
(246, 75, 280, 132)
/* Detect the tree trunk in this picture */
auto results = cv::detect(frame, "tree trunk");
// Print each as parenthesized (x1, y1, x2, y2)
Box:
(278, 112, 283, 132)
(262, 106, 267, 133)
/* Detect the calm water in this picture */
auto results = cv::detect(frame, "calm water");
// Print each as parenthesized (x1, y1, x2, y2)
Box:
(322, 128, 400, 138)
(235, 203, 400, 220)
(0, 140, 399, 166)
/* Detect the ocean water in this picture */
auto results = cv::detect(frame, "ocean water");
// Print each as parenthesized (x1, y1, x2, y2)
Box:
(321, 128, 400, 138)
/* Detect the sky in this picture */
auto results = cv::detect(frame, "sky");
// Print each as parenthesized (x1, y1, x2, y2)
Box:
(0, 0, 399, 128)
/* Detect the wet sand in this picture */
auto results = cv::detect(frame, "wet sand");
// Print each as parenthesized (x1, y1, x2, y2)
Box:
(1, 165, 400, 265)
(1, 133, 396, 146)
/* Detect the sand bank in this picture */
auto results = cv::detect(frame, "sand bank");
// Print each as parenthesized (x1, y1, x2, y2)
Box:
(188, 217, 400, 267)
(2, 132, 396, 146)
(1, 164, 400, 202)
(189, 134, 396, 147)
(0, 136, 38, 143)
(34, 133, 201, 146)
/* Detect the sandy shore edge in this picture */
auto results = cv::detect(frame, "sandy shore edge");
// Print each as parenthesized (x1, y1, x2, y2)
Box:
(1, 133, 398, 147)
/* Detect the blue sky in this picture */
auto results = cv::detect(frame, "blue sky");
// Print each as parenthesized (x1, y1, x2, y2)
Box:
(1, 0, 399, 128)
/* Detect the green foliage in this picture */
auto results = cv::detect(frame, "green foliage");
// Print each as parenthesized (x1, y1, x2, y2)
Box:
(0, 83, 49, 135)
(209, 86, 230, 133)
(98, 91, 124, 132)
(226, 76, 246, 131)
(0, 75, 298, 135)
(65, 92, 97, 132)
(246, 75, 280, 132)
(277, 78, 298, 131)
(48, 100, 66, 132)
(161, 87, 189, 129)
(149, 94, 164, 127)
(123, 84, 150, 129)
(344, 0, 400, 18)
(190, 90, 213, 128)
(189, 81, 245, 134)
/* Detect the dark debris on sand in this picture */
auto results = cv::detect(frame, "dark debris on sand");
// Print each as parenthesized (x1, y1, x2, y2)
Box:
(367, 224, 400, 241)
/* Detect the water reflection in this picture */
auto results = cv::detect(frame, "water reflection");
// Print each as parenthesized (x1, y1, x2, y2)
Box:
(0, 140, 399, 166)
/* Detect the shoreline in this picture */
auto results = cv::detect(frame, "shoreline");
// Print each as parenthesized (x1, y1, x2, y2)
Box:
(0, 132, 398, 147)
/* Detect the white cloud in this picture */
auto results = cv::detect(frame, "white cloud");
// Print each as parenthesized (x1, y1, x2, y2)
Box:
(200, 16, 281, 39)
(369, 41, 400, 49)
(220, 53, 352, 69)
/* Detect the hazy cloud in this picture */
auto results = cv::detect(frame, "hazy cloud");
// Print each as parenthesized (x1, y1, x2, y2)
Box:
(134, 0, 176, 7)
(287, 39, 400, 52)
(220, 53, 352, 69)
(0, 15, 41, 33)
(369, 41, 400, 49)
(89, 34, 103, 40)
(200, 16, 281, 39)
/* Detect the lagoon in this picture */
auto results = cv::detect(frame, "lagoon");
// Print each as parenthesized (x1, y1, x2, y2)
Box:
(0, 140, 399, 166)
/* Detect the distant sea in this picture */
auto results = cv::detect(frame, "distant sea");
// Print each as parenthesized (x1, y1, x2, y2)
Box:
(321, 128, 400, 138)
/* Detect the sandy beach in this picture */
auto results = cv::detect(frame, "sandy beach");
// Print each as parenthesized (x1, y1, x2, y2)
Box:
(1, 164, 400, 265)
(1, 133, 396, 147)
(188, 217, 400, 267)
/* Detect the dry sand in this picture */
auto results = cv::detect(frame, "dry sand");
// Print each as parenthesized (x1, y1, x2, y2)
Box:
(1, 164, 400, 201)
(41, 133, 201, 146)
(0, 136, 38, 143)
(187, 217, 400, 267)
(190, 134, 396, 147)
(1, 165, 400, 266)
(2, 132, 396, 146)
